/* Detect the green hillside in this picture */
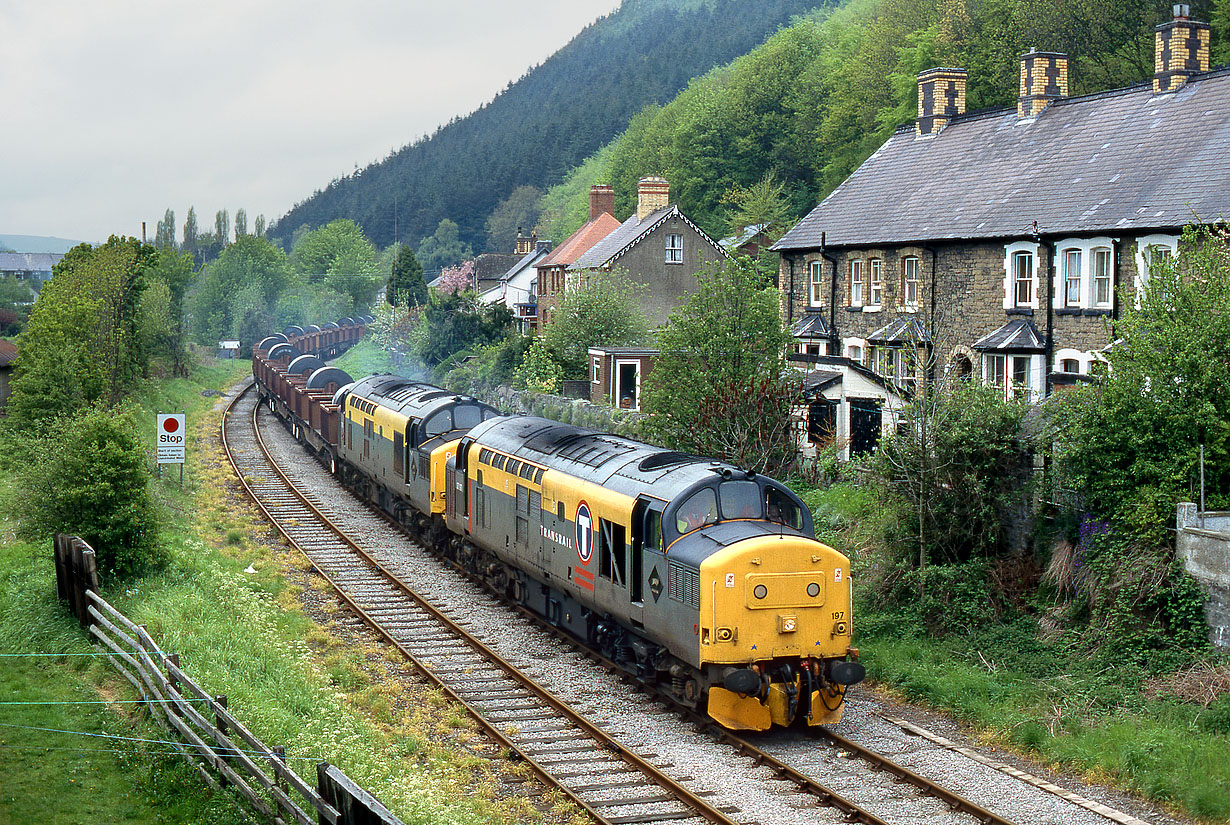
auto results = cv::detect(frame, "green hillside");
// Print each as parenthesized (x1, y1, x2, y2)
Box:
(269, 0, 827, 254)
(543, 0, 1230, 240)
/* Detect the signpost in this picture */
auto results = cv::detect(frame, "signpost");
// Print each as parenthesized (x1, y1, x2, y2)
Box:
(157, 413, 186, 485)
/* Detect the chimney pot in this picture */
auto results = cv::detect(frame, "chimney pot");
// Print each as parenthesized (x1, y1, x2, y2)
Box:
(588, 184, 615, 222)
(1154, 8, 1209, 93)
(1017, 50, 1068, 119)
(915, 67, 967, 137)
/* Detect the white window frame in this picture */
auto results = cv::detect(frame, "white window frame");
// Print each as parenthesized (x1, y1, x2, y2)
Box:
(1002, 241, 1040, 310)
(849, 259, 864, 307)
(1062, 248, 1083, 307)
(808, 260, 824, 306)
(591, 355, 602, 384)
(1054, 347, 1094, 376)
(614, 358, 642, 411)
(844, 337, 865, 365)
(901, 256, 920, 310)
(867, 258, 883, 308)
(1091, 247, 1113, 308)
(983, 353, 1041, 400)
(665, 233, 683, 264)
(1055, 237, 1114, 310)
(1133, 234, 1179, 304)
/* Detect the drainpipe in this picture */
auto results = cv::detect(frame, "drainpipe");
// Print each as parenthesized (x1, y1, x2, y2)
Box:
(821, 232, 840, 355)
(923, 242, 939, 386)
(1035, 223, 1056, 396)
(786, 256, 796, 324)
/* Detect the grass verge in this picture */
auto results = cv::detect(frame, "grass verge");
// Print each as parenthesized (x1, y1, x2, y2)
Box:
(798, 480, 1230, 823)
(1, 354, 576, 825)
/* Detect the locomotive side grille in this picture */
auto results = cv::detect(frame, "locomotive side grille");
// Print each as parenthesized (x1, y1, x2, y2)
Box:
(528, 490, 541, 520)
(668, 562, 700, 609)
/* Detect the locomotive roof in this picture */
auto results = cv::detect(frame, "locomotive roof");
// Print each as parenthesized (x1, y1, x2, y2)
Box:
(347, 374, 495, 420)
(467, 415, 744, 497)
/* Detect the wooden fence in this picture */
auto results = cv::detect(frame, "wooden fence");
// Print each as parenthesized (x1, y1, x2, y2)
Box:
(53, 534, 404, 825)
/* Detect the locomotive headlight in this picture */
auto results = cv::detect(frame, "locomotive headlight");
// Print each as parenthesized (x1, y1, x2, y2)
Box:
(778, 615, 797, 633)
(753, 584, 767, 599)
(807, 582, 820, 598)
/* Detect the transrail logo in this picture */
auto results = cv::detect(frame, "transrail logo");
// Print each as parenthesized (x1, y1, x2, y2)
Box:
(575, 501, 593, 564)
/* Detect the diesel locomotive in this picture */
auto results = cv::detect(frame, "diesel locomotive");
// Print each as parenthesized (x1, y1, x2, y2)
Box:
(254, 328, 864, 730)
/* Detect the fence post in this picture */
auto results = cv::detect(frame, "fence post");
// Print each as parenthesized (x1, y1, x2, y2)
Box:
(272, 746, 288, 795)
(215, 696, 229, 787)
(54, 534, 69, 603)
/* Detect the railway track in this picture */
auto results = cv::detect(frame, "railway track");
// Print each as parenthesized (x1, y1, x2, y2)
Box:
(224, 381, 742, 825)
(223, 378, 1031, 825)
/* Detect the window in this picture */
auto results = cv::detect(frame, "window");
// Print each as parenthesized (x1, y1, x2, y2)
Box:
(869, 259, 882, 305)
(808, 260, 823, 306)
(984, 354, 1033, 399)
(1092, 248, 1112, 307)
(665, 233, 683, 263)
(847, 344, 862, 363)
(591, 357, 601, 384)
(1133, 235, 1178, 301)
(902, 257, 919, 309)
(1063, 249, 1082, 307)
(849, 259, 864, 307)
(674, 488, 717, 534)
(719, 480, 761, 520)
(1060, 358, 1080, 373)
(1013, 252, 1034, 306)
(764, 486, 802, 529)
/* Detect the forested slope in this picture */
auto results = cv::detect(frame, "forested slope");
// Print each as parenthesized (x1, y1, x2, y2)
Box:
(541, 0, 1230, 240)
(269, 0, 826, 253)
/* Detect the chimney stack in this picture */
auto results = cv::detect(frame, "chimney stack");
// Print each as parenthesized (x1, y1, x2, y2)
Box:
(1017, 49, 1068, 118)
(514, 228, 537, 255)
(636, 177, 670, 221)
(1154, 5, 1209, 93)
(916, 67, 967, 137)
(588, 184, 615, 221)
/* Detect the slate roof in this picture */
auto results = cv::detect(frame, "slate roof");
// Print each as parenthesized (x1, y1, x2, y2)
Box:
(0, 252, 62, 273)
(537, 213, 622, 269)
(569, 205, 727, 270)
(775, 68, 1230, 251)
(802, 369, 842, 393)
(867, 317, 931, 345)
(0, 340, 16, 368)
(791, 310, 830, 338)
(973, 319, 1048, 352)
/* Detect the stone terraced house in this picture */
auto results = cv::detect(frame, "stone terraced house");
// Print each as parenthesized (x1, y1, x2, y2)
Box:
(774, 7, 1228, 459)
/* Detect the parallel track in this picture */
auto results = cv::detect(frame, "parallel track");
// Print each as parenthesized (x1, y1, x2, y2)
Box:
(223, 381, 740, 825)
(224, 377, 1020, 825)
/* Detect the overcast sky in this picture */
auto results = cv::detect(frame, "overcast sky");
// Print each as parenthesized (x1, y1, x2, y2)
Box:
(1, 0, 623, 244)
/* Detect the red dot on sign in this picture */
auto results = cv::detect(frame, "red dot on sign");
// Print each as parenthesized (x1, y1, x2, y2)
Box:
(163, 418, 180, 434)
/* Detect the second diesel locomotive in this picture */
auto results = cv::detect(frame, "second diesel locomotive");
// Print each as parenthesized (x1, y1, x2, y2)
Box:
(255, 333, 864, 731)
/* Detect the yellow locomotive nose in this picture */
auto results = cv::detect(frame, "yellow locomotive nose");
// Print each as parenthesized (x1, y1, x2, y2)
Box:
(699, 535, 860, 730)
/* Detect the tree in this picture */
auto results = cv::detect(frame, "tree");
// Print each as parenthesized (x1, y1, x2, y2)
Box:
(416, 219, 474, 274)
(186, 235, 290, 345)
(1046, 224, 1230, 521)
(484, 185, 543, 253)
(721, 172, 794, 286)
(254, 214, 267, 238)
(8, 237, 153, 429)
(290, 219, 378, 275)
(183, 207, 199, 259)
(144, 248, 195, 376)
(214, 209, 230, 252)
(514, 337, 564, 393)
(414, 290, 513, 369)
(154, 208, 177, 250)
(234, 208, 248, 240)
(540, 269, 651, 380)
(641, 257, 796, 476)
(435, 261, 475, 295)
(17, 403, 164, 578)
(387, 244, 427, 307)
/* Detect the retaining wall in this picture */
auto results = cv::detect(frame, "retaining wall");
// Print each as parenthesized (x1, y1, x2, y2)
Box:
(1176, 503, 1230, 649)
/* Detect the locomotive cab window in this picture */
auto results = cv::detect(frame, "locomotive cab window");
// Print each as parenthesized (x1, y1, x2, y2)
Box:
(454, 404, 482, 430)
(765, 486, 802, 530)
(423, 410, 452, 438)
(599, 519, 626, 587)
(643, 508, 662, 551)
(719, 480, 761, 520)
(675, 488, 717, 534)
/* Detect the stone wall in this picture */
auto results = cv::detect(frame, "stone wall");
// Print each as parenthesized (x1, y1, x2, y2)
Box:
(1176, 502, 1230, 649)
(470, 383, 648, 441)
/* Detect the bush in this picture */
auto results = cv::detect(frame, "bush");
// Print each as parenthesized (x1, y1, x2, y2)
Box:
(16, 403, 164, 578)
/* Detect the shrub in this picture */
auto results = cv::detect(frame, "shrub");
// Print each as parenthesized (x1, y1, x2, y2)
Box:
(16, 403, 164, 578)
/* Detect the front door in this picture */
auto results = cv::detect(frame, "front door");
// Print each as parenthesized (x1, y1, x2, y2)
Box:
(849, 399, 882, 456)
